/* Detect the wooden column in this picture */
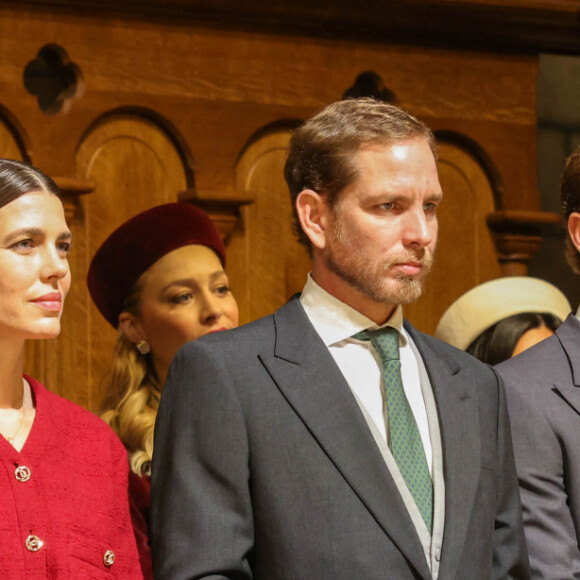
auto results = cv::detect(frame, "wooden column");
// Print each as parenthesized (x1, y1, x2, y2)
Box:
(487, 209, 562, 276)
(178, 188, 252, 243)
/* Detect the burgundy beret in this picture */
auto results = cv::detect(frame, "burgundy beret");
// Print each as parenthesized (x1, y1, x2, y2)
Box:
(87, 202, 226, 328)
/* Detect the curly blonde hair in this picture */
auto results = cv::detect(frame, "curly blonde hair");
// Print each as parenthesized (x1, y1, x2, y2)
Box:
(101, 286, 160, 477)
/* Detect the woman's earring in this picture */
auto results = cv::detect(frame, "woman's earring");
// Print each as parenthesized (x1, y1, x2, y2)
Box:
(136, 339, 151, 355)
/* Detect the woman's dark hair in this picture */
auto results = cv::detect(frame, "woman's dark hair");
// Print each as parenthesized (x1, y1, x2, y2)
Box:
(466, 312, 561, 366)
(0, 159, 60, 209)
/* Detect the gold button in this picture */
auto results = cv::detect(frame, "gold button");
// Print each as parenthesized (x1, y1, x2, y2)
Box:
(15, 465, 31, 482)
(25, 534, 43, 552)
(103, 550, 115, 567)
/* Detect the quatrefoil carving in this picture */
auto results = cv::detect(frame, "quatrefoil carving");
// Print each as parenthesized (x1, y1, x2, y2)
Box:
(343, 71, 397, 104)
(23, 44, 84, 115)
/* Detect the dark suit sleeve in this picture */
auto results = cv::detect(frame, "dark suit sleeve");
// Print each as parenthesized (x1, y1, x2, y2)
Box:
(490, 368, 531, 579)
(150, 341, 254, 580)
(500, 367, 580, 579)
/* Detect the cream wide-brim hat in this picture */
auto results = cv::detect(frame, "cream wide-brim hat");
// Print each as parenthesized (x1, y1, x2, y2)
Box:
(435, 276, 572, 351)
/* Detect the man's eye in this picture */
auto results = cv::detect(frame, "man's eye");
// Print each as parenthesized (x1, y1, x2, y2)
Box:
(57, 241, 72, 254)
(11, 239, 34, 250)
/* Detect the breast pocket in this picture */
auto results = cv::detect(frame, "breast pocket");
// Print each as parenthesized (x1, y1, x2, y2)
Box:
(68, 525, 119, 579)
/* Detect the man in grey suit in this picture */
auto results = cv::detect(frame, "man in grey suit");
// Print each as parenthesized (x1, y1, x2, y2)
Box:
(496, 147, 580, 578)
(151, 98, 529, 579)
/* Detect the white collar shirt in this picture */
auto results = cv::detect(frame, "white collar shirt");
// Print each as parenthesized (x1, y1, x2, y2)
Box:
(299, 274, 433, 473)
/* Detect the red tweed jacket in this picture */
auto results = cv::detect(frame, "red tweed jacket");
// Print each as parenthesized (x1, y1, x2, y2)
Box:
(0, 376, 142, 578)
(129, 470, 153, 580)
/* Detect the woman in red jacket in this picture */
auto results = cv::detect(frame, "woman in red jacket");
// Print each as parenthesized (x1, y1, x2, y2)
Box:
(88, 202, 239, 578)
(0, 159, 142, 578)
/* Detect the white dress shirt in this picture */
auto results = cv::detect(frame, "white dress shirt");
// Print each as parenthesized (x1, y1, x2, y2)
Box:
(299, 275, 445, 577)
(299, 275, 433, 472)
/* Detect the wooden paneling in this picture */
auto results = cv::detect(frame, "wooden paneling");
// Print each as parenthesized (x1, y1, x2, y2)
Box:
(406, 140, 501, 334)
(0, 114, 26, 161)
(230, 127, 311, 325)
(8, 0, 580, 54)
(72, 114, 188, 409)
(0, 3, 554, 410)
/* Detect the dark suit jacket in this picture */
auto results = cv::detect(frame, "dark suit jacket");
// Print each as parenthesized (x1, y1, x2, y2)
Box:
(151, 296, 529, 580)
(497, 314, 580, 579)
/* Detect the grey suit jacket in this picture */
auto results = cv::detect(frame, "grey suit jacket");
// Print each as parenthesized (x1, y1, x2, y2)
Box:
(151, 296, 529, 580)
(497, 314, 580, 579)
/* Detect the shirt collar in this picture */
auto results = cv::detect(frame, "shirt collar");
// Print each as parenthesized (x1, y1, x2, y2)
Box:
(300, 274, 407, 347)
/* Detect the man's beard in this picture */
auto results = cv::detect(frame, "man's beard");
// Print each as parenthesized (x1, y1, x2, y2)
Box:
(323, 219, 434, 306)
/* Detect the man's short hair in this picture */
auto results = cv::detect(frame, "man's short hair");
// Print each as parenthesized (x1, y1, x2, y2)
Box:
(561, 147, 580, 274)
(284, 97, 438, 248)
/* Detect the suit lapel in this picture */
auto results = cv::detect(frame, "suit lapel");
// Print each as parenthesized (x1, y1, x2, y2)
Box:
(260, 297, 432, 580)
(554, 315, 580, 415)
(406, 325, 481, 580)
(554, 384, 580, 416)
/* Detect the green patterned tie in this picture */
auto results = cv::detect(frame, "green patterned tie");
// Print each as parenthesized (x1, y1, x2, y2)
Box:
(354, 327, 433, 532)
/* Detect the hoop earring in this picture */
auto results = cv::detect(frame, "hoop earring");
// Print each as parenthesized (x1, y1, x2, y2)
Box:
(136, 339, 150, 355)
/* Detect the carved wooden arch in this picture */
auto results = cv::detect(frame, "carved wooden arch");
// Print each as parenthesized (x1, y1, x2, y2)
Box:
(228, 120, 307, 324)
(235, 118, 303, 166)
(405, 130, 503, 333)
(54, 107, 193, 410)
(435, 129, 504, 208)
(75, 106, 191, 268)
(0, 105, 94, 225)
(78, 105, 196, 187)
(435, 129, 560, 277)
(0, 104, 30, 162)
(177, 117, 292, 245)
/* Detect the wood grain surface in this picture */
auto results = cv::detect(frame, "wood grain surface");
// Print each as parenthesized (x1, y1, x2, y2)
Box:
(0, 2, 555, 410)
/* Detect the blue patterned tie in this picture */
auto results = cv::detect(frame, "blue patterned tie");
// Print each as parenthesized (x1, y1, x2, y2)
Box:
(354, 327, 433, 532)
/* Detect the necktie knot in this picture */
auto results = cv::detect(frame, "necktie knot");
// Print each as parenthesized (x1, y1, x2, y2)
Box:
(353, 327, 400, 363)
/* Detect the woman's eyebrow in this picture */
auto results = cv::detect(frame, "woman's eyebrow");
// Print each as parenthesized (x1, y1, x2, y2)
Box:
(209, 270, 227, 283)
(160, 271, 226, 293)
(2, 227, 44, 243)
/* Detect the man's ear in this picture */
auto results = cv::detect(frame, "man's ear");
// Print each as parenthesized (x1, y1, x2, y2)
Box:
(568, 212, 580, 254)
(295, 189, 330, 250)
(118, 312, 145, 344)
